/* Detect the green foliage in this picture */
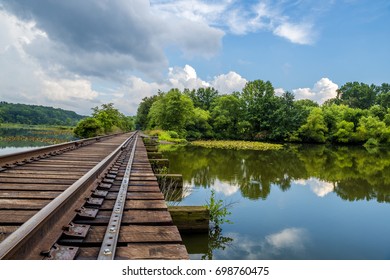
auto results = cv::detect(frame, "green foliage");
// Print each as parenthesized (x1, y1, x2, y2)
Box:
(205, 190, 232, 226)
(73, 117, 102, 138)
(0, 101, 84, 126)
(191, 140, 283, 151)
(185, 87, 219, 111)
(135, 94, 162, 130)
(74, 103, 134, 138)
(93, 103, 134, 134)
(294, 108, 328, 143)
(337, 82, 377, 109)
(239, 80, 277, 138)
(147, 89, 195, 137)
(136, 79, 390, 146)
(145, 129, 187, 144)
(211, 94, 245, 139)
(356, 116, 390, 144)
(332, 120, 355, 143)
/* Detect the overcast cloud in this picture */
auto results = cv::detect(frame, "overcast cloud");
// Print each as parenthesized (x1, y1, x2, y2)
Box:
(0, 0, 341, 115)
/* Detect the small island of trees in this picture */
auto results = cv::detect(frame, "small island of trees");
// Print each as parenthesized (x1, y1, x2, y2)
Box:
(135, 80, 390, 147)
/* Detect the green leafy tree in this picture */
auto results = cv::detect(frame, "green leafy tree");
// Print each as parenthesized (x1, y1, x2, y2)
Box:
(333, 120, 355, 143)
(294, 107, 328, 143)
(92, 103, 129, 134)
(185, 107, 213, 140)
(135, 94, 162, 130)
(239, 79, 277, 139)
(210, 94, 243, 139)
(185, 87, 219, 111)
(356, 116, 390, 144)
(148, 89, 195, 136)
(375, 83, 390, 109)
(73, 117, 102, 138)
(337, 82, 378, 109)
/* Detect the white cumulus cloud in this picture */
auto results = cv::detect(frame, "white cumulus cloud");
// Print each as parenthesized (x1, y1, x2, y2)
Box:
(292, 78, 338, 104)
(211, 71, 247, 94)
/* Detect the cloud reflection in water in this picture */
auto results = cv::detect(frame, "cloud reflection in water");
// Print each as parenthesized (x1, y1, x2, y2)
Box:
(215, 227, 310, 259)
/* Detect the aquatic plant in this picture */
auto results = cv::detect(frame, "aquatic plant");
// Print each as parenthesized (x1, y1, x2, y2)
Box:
(191, 140, 283, 151)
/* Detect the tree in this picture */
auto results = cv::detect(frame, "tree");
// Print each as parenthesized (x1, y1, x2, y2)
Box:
(376, 83, 390, 109)
(210, 94, 243, 139)
(332, 120, 355, 143)
(186, 107, 213, 140)
(337, 82, 377, 109)
(147, 89, 195, 136)
(356, 116, 389, 144)
(73, 117, 102, 138)
(135, 94, 162, 130)
(268, 91, 308, 141)
(91, 103, 132, 134)
(294, 107, 328, 143)
(185, 87, 219, 111)
(239, 80, 277, 139)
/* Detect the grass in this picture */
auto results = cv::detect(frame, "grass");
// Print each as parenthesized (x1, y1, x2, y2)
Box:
(144, 129, 187, 144)
(191, 140, 283, 151)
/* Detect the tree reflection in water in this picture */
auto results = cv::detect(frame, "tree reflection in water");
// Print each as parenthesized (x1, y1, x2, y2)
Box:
(161, 144, 390, 203)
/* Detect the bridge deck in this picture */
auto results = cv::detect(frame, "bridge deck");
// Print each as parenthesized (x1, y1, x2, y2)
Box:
(0, 133, 188, 260)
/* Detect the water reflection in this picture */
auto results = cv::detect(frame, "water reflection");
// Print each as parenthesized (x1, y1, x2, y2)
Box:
(295, 178, 335, 197)
(162, 144, 390, 203)
(215, 228, 310, 260)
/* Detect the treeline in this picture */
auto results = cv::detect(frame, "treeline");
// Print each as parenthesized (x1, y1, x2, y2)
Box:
(136, 80, 390, 146)
(0, 101, 85, 126)
(74, 103, 135, 138)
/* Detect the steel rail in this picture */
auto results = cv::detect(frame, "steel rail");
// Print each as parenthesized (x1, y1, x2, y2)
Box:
(0, 133, 124, 168)
(0, 132, 137, 259)
(97, 134, 138, 260)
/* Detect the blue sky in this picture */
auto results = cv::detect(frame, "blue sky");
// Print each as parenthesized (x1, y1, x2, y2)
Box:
(0, 0, 389, 115)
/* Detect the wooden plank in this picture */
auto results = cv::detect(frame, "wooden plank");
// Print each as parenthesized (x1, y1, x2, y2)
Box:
(130, 172, 155, 177)
(0, 226, 20, 242)
(130, 176, 158, 181)
(128, 185, 160, 192)
(101, 199, 167, 210)
(110, 186, 161, 192)
(81, 225, 182, 243)
(105, 192, 164, 200)
(75, 210, 173, 225)
(76, 244, 188, 260)
(128, 181, 160, 186)
(3, 166, 92, 172)
(0, 199, 48, 210)
(169, 206, 209, 233)
(0, 210, 38, 223)
(2, 170, 87, 175)
(0, 173, 83, 179)
(35, 159, 99, 165)
(0, 178, 76, 184)
(0, 184, 69, 191)
(0, 191, 61, 199)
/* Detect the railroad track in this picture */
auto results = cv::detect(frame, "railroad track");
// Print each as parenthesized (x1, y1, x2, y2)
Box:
(0, 132, 188, 260)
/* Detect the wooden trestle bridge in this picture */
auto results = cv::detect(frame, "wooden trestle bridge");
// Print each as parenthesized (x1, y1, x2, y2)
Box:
(0, 131, 189, 260)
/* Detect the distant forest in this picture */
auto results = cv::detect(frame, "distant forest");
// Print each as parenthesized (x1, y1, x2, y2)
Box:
(0, 101, 85, 126)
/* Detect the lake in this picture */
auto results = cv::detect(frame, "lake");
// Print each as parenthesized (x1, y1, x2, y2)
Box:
(0, 127, 75, 155)
(160, 144, 390, 260)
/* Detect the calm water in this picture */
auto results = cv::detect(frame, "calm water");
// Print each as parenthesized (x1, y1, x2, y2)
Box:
(160, 144, 390, 260)
(0, 127, 75, 156)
